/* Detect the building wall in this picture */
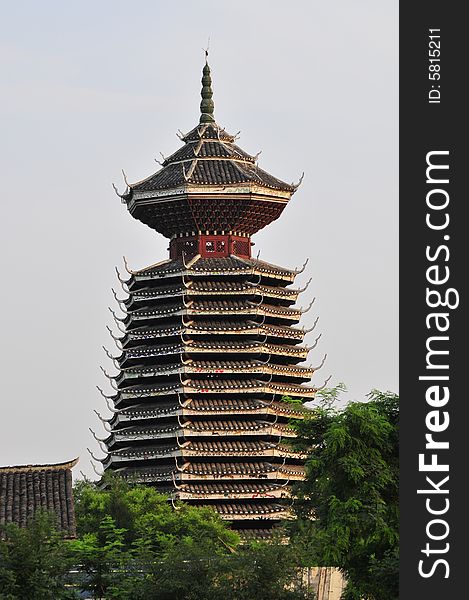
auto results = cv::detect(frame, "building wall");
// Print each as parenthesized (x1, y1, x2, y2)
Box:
(303, 567, 346, 600)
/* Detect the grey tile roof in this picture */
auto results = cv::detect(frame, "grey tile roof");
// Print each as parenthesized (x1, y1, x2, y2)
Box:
(0, 459, 77, 536)
(129, 122, 295, 194)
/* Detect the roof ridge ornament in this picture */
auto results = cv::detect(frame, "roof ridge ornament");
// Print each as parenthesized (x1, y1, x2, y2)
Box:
(199, 53, 215, 124)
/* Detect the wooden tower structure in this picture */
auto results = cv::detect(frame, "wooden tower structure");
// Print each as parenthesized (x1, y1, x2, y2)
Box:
(92, 58, 325, 533)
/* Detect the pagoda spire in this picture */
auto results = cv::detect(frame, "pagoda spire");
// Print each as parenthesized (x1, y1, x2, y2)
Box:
(199, 52, 215, 123)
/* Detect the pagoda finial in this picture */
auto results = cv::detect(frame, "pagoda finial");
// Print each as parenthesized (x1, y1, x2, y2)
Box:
(199, 50, 215, 124)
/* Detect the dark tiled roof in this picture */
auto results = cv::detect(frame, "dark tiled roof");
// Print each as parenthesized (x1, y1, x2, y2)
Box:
(213, 502, 286, 516)
(130, 256, 297, 280)
(184, 440, 274, 453)
(179, 482, 283, 495)
(182, 123, 236, 142)
(182, 461, 277, 476)
(0, 459, 77, 536)
(238, 528, 278, 540)
(117, 465, 175, 482)
(185, 419, 271, 432)
(185, 397, 267, 412)
(130, 123, 295, 194)
(110, 444, 178, 461)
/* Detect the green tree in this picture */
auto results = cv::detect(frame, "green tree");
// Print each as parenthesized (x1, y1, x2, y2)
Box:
(292, 388, 399, 600)
(71, 478, 314, 600)
(213, 536, 314, 600)
(73, 475, 239, 551)
(0, 511, 78, 600)
(103, 532, 314, 600)
(70, 515, 128, 599)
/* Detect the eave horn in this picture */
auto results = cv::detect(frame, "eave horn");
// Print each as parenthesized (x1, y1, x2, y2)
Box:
(275, 457, 287, 480)
(111, 287, 128, 306)
(300, 297, 316, 313)
(178, 394, 191, 408)
(307, 333, 322, 351)
(316, 375, 332, 390)
(171, 495, 182, 511)
(291, 172, 305, 190)
(89, 427, 108, 444)
(109, 308, 126, 333)
(303, 316, 319, 334)
(115, 267, 130, 290)
(176, 435, 190, 448)
(182, 295, 193, 308)
(269, 412, 279, 426)
(87, 447, 107, 462)
(94, 410, 112, 432)
(89, 460, 104, 478)
(100, 366, 118, 390)
(312, 353, 327, 371)
(102, 345, 121, 370)
(103, 396, 118, 414)
(171, 471, 182, 490)
(112, 182, 128, 199)
(298, 277, 312, 293)
(122, 255, 134, 275)
(96, 385, 116, 401)
(106, 325, 124, 350)
(295, 258, 309, 274)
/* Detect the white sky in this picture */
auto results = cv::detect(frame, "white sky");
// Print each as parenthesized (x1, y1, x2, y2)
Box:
(0, 1, 398, 479)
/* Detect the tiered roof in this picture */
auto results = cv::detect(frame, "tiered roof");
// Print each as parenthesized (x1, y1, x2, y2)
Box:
(95, 57, 321, 532)
(129, 122, 295, 195)
(115, 61, 301, 246)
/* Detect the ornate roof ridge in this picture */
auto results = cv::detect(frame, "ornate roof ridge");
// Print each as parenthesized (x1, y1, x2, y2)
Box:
(128, 255, 299, 278)
(179, 481, 283, 493)
(0, 458, 79, 473)
(182, 460, 278, 474)
(125, 62, 296, 196)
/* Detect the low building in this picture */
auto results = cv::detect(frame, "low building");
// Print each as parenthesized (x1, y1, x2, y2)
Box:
(0, 458, 78, 537)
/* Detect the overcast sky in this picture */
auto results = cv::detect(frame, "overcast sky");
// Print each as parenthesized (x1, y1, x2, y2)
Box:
(0, 1, 398, 479)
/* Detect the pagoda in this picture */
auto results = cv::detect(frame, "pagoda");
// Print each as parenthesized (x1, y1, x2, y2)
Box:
(92, 57, 325, 533)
